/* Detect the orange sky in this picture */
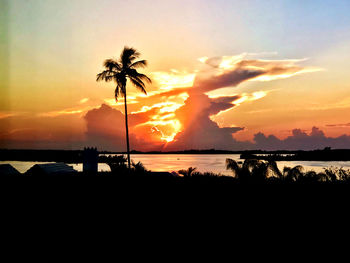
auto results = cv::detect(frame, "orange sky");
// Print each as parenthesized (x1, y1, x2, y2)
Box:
(2, 0, 350, 150)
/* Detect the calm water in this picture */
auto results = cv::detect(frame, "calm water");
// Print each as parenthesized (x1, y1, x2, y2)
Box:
(3, 154, 350, 175)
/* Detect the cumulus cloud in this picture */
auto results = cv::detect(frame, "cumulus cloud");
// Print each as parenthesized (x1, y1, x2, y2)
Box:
(161, 54, 320, 150)
(195, 54, 322, 93)
(194, 67, 264, 92)
(165, 92, 246, 150)
(253, 127, 350, 150)
(83, 104, 171, 151)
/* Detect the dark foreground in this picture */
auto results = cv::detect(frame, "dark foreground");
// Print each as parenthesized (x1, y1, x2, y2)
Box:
(2, 170, 350, 194)
(2, 169, 349, 261)
(1, 172, 349, 220)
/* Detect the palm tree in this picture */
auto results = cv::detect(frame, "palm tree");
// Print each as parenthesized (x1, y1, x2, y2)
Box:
(97, 47, 151, 169)
(226, 158, 282, 182)
(178, 167, 197, 177)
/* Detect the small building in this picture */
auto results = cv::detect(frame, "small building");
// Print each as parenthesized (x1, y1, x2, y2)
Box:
(0, 164, 21, 176)
(83, 147, 98, 174)
(25, 163, 77, 176)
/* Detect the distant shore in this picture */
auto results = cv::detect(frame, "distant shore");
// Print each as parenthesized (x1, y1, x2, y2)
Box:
(2, 148, 350, 162)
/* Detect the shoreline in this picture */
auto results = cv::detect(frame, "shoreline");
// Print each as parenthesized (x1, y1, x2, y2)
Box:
(2, 149, 350, 162)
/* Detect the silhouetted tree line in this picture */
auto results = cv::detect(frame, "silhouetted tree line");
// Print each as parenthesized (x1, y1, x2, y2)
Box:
(103, 155, 350, 184)
(225, 158, 350, 183)
(241, 148, 350, 161)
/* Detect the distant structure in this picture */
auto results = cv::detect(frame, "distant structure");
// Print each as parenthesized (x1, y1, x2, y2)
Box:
(25, 163, 77, 176)
(83, 147, 98, 174)
(0, 164, 21, 176)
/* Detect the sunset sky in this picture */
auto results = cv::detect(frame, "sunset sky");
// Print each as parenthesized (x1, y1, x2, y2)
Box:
(2, 0, 350, 151)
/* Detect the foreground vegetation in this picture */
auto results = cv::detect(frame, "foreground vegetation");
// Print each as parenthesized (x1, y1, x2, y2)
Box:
(101, 155, 350, 184)
(2, 154, 350, 184)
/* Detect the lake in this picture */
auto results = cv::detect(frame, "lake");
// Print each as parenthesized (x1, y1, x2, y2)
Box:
(2, 154, 350, 175)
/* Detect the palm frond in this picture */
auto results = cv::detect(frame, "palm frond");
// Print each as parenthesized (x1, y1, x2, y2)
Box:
(135, 72, 152, 83)
(96, 70, 116, 82)
(292, 165, 304, 173)
(187, 167, 197, 177)
(103, 59, 121, 71)
(120, 46, 140, 67)
(129, 77, 147, 94)
(283, 167, 291, 174)
(126, 68, 152, 84)
(242, 159, 261, 172)
(267, 160, 282, 178)
(130, 60, 148, 69)
(112, 73, 127, 99)
(114, 85, 121, 101)
(226, 158, 240, 177)
(97, 47, 150, 104)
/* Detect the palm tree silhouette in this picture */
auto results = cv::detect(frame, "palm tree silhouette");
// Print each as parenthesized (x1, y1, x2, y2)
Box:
(226, 158, 282, 181)
(97, 47, 151, 168)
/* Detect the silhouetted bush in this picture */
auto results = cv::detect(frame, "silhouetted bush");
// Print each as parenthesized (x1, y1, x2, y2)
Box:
(226, 158, 350, 184)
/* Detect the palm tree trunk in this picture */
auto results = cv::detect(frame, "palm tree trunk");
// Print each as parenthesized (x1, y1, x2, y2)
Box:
(124, 93, 131, 169)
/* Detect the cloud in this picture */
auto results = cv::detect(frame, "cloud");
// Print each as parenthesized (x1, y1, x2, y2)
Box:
(151, 70, 196, 91)
(253, 127, 350, 150)
(39, 109, 85, 118)
(165, 92, 246, 150)
(195, 54, 323, 93)
(0, 113, 86, 149)
(194, 67, 264, 93)
(83, 104, 168, 151)
(326, 123, 350, 127)
(0, 111, 27, 119)
(79, 98, 89, 104)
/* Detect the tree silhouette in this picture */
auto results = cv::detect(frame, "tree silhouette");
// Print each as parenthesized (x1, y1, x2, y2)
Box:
(97, 47, 151, 168)
(226, 158, 282, 182)
(178, 167, 197, 177)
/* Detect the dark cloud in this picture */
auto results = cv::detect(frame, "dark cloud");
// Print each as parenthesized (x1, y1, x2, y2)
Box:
(84, 104, 126, 151)
(192, 56, 317, 93)
(253, 127, 350, 150)
(326, 123, 350, 127)
(193, 68, 264, 93)
(208, 95, 240, 115)
(84, 104, 165, 151)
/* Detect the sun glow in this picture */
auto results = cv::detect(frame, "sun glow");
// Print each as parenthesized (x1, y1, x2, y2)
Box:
(104, 97, 138, 106)
(131, 102, 184, 114)
(131, 99, 186, 143)
(219, 54, 247, 70)
(141, 119, 182, 143)
(152, 71, 196, 90)
(233, 91, 268, 106)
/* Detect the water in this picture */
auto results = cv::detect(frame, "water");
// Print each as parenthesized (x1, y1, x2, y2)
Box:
(128, 154, 350, 175)
(3, 154, 350, 175)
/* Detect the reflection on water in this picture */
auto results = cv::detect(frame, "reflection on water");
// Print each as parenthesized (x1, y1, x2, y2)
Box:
(2, 154, 350, 174)
(111, 154, 350, 175)
(128, 154, 240, 175)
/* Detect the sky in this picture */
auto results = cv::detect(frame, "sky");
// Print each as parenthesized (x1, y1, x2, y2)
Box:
(1, 0, 350, 151)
